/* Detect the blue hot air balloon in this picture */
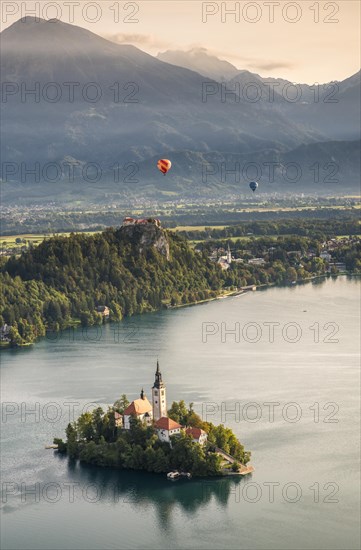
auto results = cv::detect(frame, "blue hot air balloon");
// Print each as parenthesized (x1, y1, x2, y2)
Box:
(249, 181, 258, 193)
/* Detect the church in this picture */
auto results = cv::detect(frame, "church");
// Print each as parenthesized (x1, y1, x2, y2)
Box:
(114, 361, 207, 445)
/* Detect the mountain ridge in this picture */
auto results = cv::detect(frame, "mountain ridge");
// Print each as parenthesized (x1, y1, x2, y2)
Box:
(1, 17, 360, 202)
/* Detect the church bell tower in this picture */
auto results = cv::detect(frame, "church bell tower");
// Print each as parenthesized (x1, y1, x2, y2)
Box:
(227, 243, 232, 264)
(152, 360, 167, 421)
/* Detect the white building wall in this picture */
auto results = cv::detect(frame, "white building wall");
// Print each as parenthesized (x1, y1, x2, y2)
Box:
(124, 415, 131, 430)
(157, 429, 170, 443)
(152, 387, 167, 421)
(156, 427, 181, 443)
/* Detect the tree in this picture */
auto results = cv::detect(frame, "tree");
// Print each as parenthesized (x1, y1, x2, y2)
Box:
(79, 311, 94, 327)
(65, 423, 78, 458)
(168, 400, 188, 424)
(53, 437, 67, 453)
(113, 394, 129, 414)
(44, 299, 62, 324)
(92, 407, 105, 441)
(77, 412, 94, 441)
(153, 448, 170, 473)
(285, 267, 298, 283)
(8, 325, 23, 346)
(110, 301, 122, 321)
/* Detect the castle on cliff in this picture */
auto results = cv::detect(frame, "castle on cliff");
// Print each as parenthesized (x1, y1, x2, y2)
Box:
(122, 217, 161, 227)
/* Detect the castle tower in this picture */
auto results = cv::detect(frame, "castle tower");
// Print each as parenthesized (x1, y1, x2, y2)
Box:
(152, 360, 167, 421)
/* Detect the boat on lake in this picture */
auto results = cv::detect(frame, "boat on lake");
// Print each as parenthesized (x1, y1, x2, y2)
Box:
(167, 471, 191, 480)
(167, 471, 180, 479)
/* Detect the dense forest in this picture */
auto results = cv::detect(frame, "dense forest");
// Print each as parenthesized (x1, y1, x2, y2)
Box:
(55, 399, 251, 477)
(1, 225, 223, 345)
(1, 220, 360, 346)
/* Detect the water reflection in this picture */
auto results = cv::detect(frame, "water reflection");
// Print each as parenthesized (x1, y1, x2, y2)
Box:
(63, 457, 249, 531)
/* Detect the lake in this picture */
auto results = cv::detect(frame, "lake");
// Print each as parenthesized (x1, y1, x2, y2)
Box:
(1, 277, 360, 550)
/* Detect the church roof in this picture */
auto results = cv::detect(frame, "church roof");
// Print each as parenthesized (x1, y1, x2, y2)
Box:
(124, 396, 152, 416)
(154, 417, 182, 431)
(185, 427, 207, 439)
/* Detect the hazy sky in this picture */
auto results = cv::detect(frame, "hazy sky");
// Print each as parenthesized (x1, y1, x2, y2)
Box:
(2, 1, 360, 82)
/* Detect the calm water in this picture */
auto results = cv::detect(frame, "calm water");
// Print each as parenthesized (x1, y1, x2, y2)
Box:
(1, 277, 360, 550)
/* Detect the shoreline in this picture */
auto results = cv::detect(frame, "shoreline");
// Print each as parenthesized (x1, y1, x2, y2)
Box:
(50, 449, 254, 479)
(2, 273, 359, 350)
(165, 272, 359, 311)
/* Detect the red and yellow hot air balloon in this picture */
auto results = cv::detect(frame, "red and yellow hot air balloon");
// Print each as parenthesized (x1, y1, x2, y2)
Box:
(157, 158, 172, 176)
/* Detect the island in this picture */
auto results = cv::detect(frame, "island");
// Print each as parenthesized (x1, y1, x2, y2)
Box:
(54, 361, 253, 478)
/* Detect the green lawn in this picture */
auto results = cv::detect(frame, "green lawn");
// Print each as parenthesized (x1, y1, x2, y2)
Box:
(1, 231, 100, 251)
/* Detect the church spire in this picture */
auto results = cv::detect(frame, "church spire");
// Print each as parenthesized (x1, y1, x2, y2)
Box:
(227, 243, 232, 264)
(153, 360, 164, 388)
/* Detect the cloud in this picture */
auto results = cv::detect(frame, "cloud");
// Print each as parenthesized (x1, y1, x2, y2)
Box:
(103, 33, 171, 50)
(101, 35, 294, 74)
(211, 51, 296, 73)
(249, 61, 295, 71)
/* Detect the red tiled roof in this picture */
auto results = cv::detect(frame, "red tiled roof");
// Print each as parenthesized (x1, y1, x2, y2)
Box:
(185, 427, 206, 439)
(154, 417, 182, 431)
(124, 397, 152, 416)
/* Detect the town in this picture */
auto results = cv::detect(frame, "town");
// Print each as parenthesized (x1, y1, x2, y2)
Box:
(209, 237, 355, 273)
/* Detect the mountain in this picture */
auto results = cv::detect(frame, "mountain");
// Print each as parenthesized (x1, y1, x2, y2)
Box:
(1, 17, 210, 103)
(0, 18, 320, 162)
(155, 51, 361, 126)
(1, 17, 316, 158)
(157, 48, 239, 81)
(238, 70, 361, 141)
(1, 17, 360, 203)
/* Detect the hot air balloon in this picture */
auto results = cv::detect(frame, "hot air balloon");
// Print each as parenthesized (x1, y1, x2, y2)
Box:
(157, 159, 172, 176)
(249, 181, 258, 193)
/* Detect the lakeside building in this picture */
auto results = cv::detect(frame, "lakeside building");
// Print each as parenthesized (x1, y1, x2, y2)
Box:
(0, 324, 11, 342)
(154, 417, 182, 443)
(95, 305, 110, 318)
(114, 411, 123, 428)
(248, 258, 266, 266)
(328, 262, 347, 272)
(185, 427, 208, 445)
(217, 244, 232, 270)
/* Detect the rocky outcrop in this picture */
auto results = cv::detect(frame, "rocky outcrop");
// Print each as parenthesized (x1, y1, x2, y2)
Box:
(118, 223, 170, 260)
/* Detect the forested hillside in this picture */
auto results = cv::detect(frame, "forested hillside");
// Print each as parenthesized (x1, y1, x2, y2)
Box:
(2, 221, 360, 347)
(1, 225, 223, 345)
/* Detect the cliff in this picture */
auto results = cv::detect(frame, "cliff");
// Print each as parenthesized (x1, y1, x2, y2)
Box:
(117, 223, 170, 260)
